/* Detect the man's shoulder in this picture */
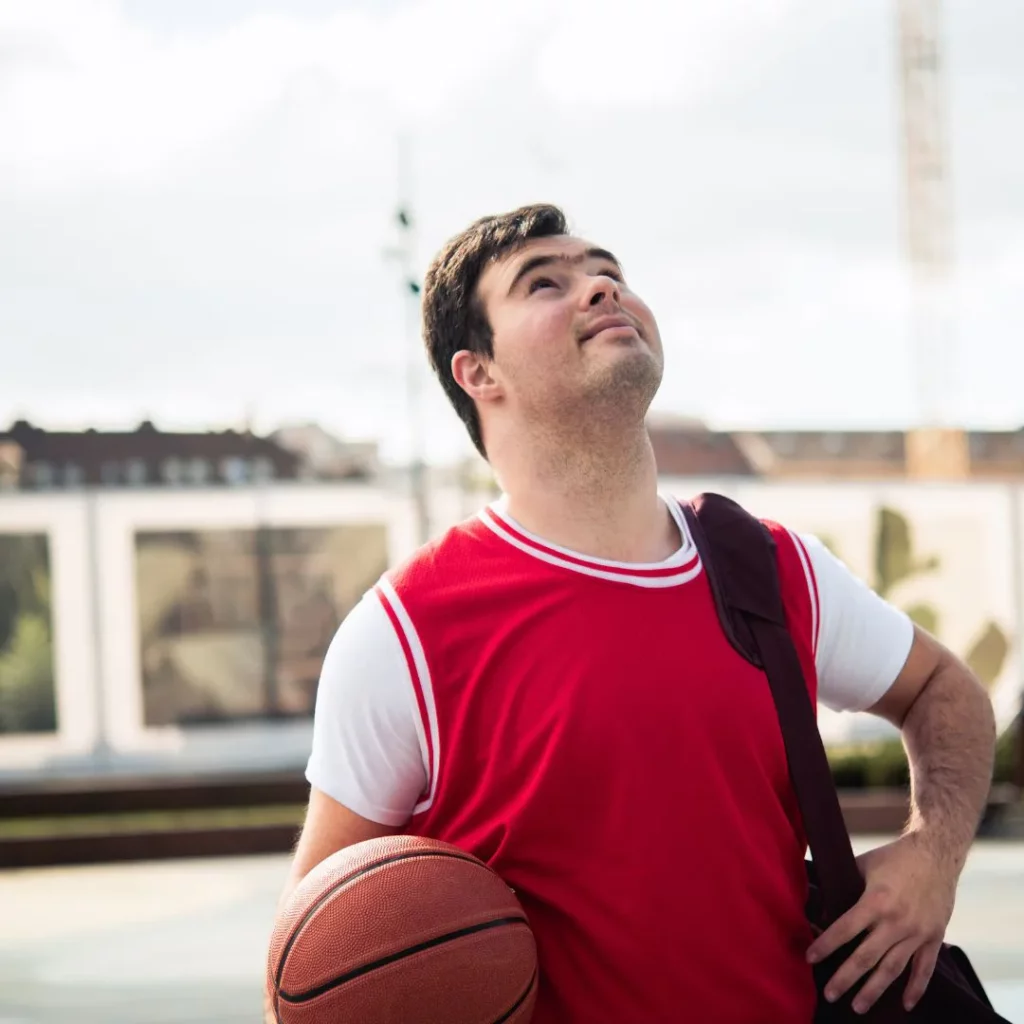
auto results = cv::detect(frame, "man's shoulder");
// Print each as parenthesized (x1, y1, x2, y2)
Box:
(384, 509, 512, 600)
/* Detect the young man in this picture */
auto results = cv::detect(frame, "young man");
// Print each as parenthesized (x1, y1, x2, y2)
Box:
(273, 205, 996, 1023)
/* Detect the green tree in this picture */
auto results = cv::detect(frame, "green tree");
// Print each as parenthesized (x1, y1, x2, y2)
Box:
(821, 507, 1011, 692)
(0, 613, 56, 732)
(0, 534, 56, 734)
(873, 506, 940, 600)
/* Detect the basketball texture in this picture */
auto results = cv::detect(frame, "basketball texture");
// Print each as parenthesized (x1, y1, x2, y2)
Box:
(266, 835, 538, 1024)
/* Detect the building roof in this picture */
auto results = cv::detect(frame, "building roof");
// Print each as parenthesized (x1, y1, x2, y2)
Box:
(647, 420, 755, 476)
(750, 430, 906, 462)
(0, 420, 301, 486)
(968, 429, 1024, 469)
(649, 423, 1024, 479)
(270, 422, 378, 480)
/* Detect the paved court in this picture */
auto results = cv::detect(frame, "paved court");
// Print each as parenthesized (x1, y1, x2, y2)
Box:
(0, 838, 1021, 1023)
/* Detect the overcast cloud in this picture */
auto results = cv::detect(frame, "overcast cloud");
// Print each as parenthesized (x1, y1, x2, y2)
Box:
(1, 0, 1021, 462)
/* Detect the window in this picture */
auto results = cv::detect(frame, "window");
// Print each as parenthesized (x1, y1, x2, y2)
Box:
(0, 532, 57, 734)
(31, 461, 55, 488)
(125, 458, 147, 486)
(186, 458, 209, 485)
(222, 457, 248, 485)
(133, 523, 388, 726)
(162, 457, 184, 485)
(251, 456, 275, 482)
(63, 463, 84, 488)
(101, 460, 120, 485)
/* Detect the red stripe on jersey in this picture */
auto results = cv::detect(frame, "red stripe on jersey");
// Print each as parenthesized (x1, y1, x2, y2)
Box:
(482, 505, 699, 578)
(790, 532, 821, 654)
(761, 520, 820, 706)
(375, 583, 434, 803)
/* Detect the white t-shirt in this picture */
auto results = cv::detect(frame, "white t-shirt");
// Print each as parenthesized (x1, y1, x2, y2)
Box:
(306, 505, 914, 826)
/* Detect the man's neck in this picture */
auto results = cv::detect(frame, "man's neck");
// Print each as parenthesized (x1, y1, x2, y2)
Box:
(493, 428, 679, 564)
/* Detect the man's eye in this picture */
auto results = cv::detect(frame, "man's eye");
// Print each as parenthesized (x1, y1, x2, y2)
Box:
(528, 277, 557, 293)
(601, 266, 623, 282)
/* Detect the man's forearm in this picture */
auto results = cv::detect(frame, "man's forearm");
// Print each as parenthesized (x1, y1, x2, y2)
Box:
(900, 656, 996, 869)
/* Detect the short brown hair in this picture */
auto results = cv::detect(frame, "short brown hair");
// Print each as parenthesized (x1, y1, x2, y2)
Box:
(422, 203, 568, 458)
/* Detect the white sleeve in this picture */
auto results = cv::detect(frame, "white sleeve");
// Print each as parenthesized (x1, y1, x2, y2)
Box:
(305, 590, 428, 826)
(802, 534, 916, 714)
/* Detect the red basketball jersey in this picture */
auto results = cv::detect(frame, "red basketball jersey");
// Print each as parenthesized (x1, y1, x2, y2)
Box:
(373, 500, 821, 1023)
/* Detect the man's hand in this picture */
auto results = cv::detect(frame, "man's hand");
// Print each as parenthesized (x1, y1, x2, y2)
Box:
(806, 832, 958, 1014)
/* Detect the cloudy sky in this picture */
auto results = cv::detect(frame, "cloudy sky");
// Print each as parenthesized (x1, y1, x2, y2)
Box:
(2, 0, 1022, 462)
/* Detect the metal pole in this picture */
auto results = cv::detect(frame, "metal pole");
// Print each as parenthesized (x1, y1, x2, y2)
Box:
(394, 134, 431, 546)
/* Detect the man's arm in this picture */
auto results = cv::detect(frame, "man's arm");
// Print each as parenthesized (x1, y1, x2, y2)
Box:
(807, 625, 997, 1013)
(276, 787, 402, 915)
(264, 789, 403, 1023)
(264, 589, 427, 1021)
(871, 625, 996, 871)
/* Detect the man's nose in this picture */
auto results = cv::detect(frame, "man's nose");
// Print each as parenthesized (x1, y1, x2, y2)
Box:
(583, 273, 621, 308)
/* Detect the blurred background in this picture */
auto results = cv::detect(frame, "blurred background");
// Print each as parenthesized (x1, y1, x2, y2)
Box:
(1, 0, 1022, 1021)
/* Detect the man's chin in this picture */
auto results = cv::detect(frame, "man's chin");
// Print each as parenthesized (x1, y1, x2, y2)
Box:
(587, 355, 662, 405)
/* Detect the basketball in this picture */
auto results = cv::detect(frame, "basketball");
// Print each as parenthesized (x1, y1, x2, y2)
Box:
(266, 834, 538, 1024)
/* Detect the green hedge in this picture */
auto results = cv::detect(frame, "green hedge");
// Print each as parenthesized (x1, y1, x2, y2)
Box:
(828, 724, 1019, 790)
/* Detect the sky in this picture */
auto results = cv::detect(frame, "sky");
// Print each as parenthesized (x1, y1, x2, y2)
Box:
(1, 0, 1022, 463)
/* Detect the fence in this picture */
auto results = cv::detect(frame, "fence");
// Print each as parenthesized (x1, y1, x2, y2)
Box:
(1, 477, 1021, 782)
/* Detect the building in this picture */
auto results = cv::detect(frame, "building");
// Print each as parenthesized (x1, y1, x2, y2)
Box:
(646, 415, 756, 477)
(966, 430, 1024, 479)
(0, 442, 22, 490)
(646, 420, 1024, 480)
(0, 420, 301, 491)
(731, 430, 908, 478)
(269, 423, 379, 481)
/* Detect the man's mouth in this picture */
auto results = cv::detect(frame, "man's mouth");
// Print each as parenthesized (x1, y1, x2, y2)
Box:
(579, 315, 640, 344)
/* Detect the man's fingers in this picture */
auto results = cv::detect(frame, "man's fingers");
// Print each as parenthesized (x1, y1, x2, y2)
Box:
(849, 938, 917, 1014)
(807, 901, 877, 965)
(821, 927, 899, 1004)
(903, 940, 942, 1010)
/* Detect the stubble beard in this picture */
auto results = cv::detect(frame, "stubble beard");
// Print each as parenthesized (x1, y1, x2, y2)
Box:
(530, 347, 663, 468)
(577, 346, 663, 434)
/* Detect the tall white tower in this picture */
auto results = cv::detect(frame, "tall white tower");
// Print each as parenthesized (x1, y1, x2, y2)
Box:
(897, 0, 968, 476)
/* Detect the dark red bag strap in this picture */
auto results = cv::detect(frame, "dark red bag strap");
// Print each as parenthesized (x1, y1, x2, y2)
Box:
(681, 492, 866, 924)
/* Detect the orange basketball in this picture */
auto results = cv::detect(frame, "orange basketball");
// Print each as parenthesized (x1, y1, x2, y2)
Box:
(266, 835, 538, 1024)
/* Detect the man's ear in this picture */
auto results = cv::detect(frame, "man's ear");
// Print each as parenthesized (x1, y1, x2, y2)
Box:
(451, 350, 503, 404)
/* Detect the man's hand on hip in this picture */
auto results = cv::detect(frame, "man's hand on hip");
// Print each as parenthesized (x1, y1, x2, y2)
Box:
(805, 831, 958, 1014)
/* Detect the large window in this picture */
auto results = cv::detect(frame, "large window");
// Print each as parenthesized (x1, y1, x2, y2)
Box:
(134, 524, 387, 726)
(0, 533, 57, 734)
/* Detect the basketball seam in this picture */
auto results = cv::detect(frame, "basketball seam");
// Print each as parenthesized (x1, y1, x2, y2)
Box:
(273, 849, 498, 999)
(279, 915, 531, 1003)
(491, 966, 538, 1024)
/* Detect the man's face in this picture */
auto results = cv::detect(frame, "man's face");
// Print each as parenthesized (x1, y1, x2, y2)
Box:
(473, 235, 664, 435)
